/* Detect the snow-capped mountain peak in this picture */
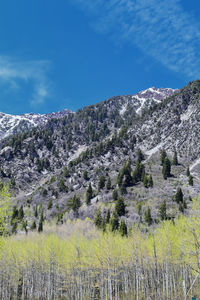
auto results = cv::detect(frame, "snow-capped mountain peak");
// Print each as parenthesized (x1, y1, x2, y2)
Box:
(117, 87, 177, 116)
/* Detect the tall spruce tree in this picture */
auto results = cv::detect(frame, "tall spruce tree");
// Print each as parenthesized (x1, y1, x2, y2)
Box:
(98, 175, 105, 191)
(112, 189, 118, 201)
(110, 211, 119, 231)
(119, 219, 128, 236)
(105, 209, 111, 224)
(38, 217, 43, 233)
(175, 187, 183, 203)
(159, 200, 167, 220)
(160, 149, 167, 166)
(144, 207, 153, 226)
(186, 166, 190, 177)
(162, 157, 171, 179)
(172, 150, 178, 165)
(143, 174, 148, 188)
(106, 177, 111, 190)
(94, 209, 103, 229)
(179, 202, 184, 213)
(115, 197, 126, 216)
(86, 183, 93, 205)
(137, 149, 144, 163)
(189, 175, 193, 186)
(148, 175, 153, 187)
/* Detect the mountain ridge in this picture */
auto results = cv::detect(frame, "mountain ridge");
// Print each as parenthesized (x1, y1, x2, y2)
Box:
(0, 87, 176, 140)
(2, 81, 200, 229)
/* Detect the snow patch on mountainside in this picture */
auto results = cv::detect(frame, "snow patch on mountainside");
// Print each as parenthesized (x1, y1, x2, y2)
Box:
(120, 103, 128, 115)
(144, 142, 165, 156)
(180, 105, 196, 122)
(132, 87, 176, 115)
(68, 145, 87, 163)
(0, 109, 72, 140)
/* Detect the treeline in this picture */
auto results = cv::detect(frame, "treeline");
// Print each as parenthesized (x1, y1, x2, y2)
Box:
(1, 202, 200, 299)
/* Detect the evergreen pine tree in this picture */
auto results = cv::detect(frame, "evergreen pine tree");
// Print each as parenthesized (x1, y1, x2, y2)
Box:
(11, 221, 17, 234)
(86, 183, 93, 205)
(71, 195, 81, 213)
(40, 209, 44, 222)
(105, 209, 111, 223)
(63, 166, 70, 178)
(38, 217, 43, 233)
(106, 177, 111, 190)
(137, 202, 142, 217)
(189, 175, 193, 186)
(148, 175, 153, 187)
(101, 217, 107, 232)
(137, 149, 144, 163)
(179, 202, 184, 213)
(115, 197, 126, 216)
(162, 157, 171, 179)
(144, 207, 153, 226)
(39, 204, 43, 214)
(172, 150, 178, 165)
(94, 209, 102, 229)
(175, 187, 183, 203)
(18, 205, 24, 221)
(112, 189, 118, 201)
(30, 220, 37, 230)
(143, 174, 148, 188)
(132, 162, 144, 183)
(47, 199, 53, 210)
(98, 175, 105, 191)
(141, 167, 146, 182)
(186, 166, 190, 177)
(119, 219, 128, 236)
(124, 172, 133, 187)
(11, 206, 18, 221)
(22, 220, 28, 234)
(159, 200, 167, 220)
(83, 170, 89, 181)
(110, 211, 119, 231)
(183, 199, 187, 209)
(120, 183, 127, 195)
(160, 149, 167, 166)
(34, 206, 38, 218)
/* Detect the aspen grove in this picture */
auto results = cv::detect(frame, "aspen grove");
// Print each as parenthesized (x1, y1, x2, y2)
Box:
(0, 199, 200, 299)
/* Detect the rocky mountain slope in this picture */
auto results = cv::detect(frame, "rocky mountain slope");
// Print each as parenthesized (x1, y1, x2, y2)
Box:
(0, 109, 72, 140)
(3, 81, 200, 231)
(0, 87, 175, 141)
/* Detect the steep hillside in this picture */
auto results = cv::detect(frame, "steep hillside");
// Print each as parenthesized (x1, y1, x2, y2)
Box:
(0, 109, 72, 140)
(3, 82, 200, 231)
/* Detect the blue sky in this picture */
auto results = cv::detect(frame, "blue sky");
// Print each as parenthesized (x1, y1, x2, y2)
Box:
(0, 0, 200, 114)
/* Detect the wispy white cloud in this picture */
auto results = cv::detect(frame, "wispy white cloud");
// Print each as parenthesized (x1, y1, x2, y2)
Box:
(0, 56, 51, 106)
(71, 0, 200, 79)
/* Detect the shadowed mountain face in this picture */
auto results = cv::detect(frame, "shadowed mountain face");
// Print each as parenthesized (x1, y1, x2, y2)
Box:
(4, 81, 200, 225)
